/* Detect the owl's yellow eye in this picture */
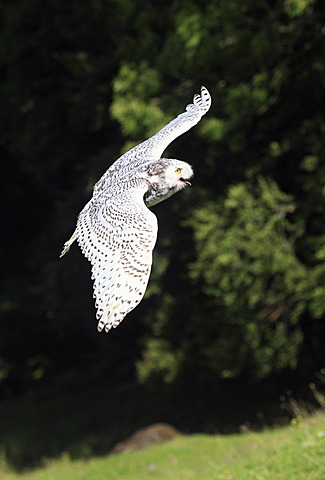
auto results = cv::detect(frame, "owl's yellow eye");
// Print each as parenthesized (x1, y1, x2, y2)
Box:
(175, 168, 182, 174)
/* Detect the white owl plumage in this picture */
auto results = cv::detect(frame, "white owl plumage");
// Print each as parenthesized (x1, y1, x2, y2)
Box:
(60, 86, 211, 332)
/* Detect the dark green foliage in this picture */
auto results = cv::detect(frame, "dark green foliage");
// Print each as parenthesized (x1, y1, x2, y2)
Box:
(0, 0, 324, 416)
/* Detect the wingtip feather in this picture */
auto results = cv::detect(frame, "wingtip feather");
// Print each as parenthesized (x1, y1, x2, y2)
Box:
(59, 231, 77, 258)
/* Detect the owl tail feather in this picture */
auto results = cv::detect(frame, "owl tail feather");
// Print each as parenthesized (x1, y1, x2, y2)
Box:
(59, 230, 77, 258)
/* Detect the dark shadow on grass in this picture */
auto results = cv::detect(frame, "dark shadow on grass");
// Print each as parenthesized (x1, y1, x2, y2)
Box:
(2, 371, 314, 473)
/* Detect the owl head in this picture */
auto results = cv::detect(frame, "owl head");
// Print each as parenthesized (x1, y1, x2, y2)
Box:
(144, 159, 193, 207)
(163, 160, 193, 192)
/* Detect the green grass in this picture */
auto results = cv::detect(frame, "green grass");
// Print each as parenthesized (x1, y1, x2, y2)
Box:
(1, 412, 324, 480)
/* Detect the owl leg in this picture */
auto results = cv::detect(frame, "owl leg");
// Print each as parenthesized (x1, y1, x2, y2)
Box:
(59, 230, 77, 258)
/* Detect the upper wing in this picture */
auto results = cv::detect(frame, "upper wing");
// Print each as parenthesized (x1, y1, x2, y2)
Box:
(76, 179, 158, 332)
(113, 86, 211, 167)
(90, 86, 211, 197)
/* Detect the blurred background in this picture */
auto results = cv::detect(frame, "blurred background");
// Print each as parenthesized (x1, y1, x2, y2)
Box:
(0, 0, 324, 471)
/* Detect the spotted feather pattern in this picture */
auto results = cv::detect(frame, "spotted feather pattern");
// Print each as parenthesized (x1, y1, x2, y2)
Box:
(94, 86, 212, 195)
(76, 179, 158, 332)
(60, 87, 211, 332)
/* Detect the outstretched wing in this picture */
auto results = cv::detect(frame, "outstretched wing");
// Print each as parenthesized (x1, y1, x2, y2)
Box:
(76, 180, 158, 332)
(90, 86, 211, 198)
(113, 86, 211, 167)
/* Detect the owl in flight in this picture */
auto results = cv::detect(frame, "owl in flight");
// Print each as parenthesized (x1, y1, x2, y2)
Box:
(60, 86, 211, 332)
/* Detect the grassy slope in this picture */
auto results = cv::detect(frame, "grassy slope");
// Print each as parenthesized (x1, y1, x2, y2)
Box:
(2, 412, 325, 480)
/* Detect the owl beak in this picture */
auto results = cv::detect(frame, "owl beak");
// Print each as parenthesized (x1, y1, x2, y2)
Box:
(180, 177, 191, 186)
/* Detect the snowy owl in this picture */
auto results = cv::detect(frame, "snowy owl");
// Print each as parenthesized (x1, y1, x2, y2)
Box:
(60, 86, 211, 332)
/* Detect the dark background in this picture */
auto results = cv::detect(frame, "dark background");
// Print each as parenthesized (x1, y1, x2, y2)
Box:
(0, 0, 324, 470)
